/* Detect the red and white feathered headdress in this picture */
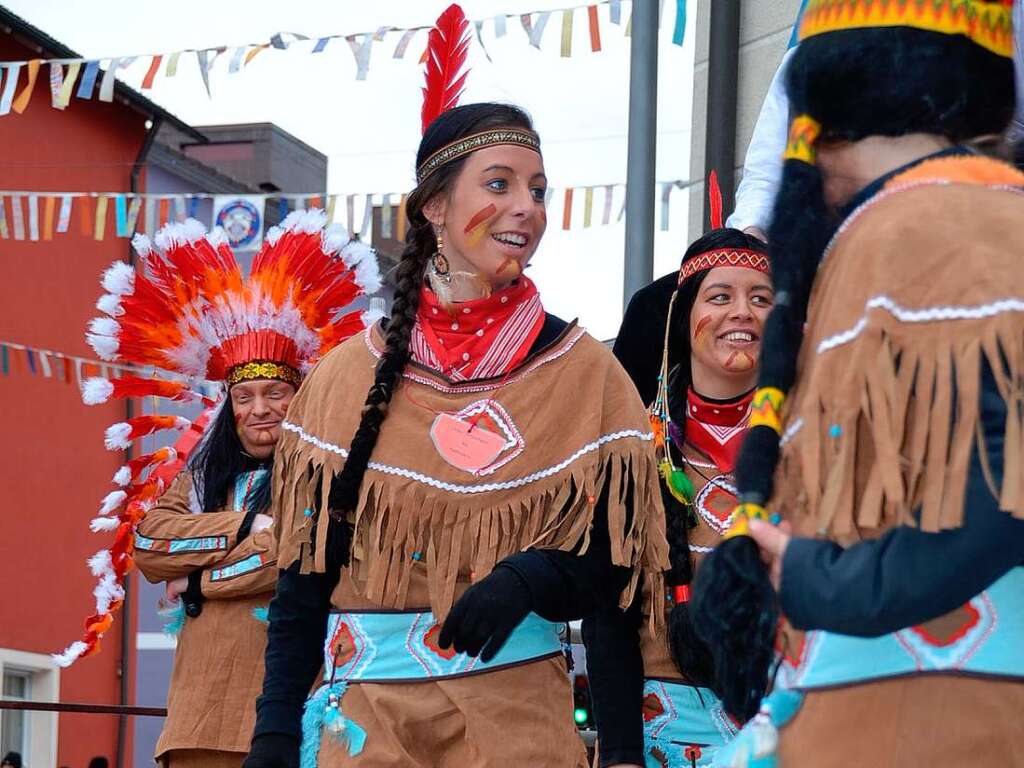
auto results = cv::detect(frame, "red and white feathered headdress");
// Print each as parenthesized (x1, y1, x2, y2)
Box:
(54, 208, 382, 666)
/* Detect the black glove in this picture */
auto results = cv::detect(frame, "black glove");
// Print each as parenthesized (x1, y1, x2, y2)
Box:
(438, 564, 533, 662)
(182, 569, 205, 618)
(243, 733, 300, 768)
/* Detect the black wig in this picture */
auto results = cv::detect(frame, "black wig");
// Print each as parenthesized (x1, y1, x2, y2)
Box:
(692, 27, 1014, 723)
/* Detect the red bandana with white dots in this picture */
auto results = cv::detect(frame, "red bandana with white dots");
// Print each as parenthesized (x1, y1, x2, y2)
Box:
(412, 276, 545, 381)
(682, 387, 752, 472)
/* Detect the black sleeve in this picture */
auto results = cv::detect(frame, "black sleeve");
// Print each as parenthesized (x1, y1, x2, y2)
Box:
(582, 593, 646, 767)
(252, 562, 340, 739)
(781, 365, 1024, 636)
(499, 483, 633, 622)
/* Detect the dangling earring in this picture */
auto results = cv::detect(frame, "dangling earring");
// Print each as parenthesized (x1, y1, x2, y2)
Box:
(427, 227, 456, 306)
(431, 230, 451, 285)
(427, 225, 491, 308)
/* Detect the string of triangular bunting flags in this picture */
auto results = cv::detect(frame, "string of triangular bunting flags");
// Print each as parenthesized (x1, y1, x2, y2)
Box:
(0, 0, 687, 114)
(0, 339, 199, 392)
(0, 180, 694, 242)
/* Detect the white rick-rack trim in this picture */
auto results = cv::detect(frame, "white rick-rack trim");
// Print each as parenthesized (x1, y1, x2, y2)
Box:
(816, 297, 1024, 355)
(283, 421, 653, 495)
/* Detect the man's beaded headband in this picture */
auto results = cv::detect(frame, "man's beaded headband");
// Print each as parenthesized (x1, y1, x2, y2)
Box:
(226, 360, 302, 387)
(798, 0, 1013, 58)
(678, 248, 770, 285)
(416, 128, 542, 183)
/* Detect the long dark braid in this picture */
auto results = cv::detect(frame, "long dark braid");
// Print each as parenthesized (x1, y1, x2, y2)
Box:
(691, 28, 1015, 723)
(662, 229, 768, 688)
(325, 103, 538, 561)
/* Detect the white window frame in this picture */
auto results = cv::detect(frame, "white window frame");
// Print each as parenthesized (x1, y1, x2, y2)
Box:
(0, 648, 60, 767)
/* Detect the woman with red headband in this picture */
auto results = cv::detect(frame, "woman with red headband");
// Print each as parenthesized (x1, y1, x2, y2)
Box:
(584, 214, 772, 768)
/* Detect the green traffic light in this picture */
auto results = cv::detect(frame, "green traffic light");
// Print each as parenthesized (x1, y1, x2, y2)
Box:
(573, 707, 588, 724)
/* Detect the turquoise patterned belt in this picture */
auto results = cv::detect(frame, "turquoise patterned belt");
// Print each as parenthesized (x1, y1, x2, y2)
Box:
(792, 568, 1024, 690)
(713, 568, 1024, 768)
(643, 679, 739, 768)
(300, 609, 562, 767)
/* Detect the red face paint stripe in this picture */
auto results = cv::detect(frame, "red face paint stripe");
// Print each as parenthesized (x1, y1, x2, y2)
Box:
(693, 315, 714, 340)
(463, 203, 497, 234)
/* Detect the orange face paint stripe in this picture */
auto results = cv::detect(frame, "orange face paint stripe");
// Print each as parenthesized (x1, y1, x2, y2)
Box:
(693, 314, 714, 342)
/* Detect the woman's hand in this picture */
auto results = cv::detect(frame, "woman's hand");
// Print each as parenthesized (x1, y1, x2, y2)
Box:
(438, 566, 532, 661)
(252, 513, 274, 533)
(747, 519, 791, 591)
(165, 576, 188, 602)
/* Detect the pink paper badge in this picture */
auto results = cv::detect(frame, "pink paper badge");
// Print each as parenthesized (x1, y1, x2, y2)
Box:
(430, 412, 508, 474)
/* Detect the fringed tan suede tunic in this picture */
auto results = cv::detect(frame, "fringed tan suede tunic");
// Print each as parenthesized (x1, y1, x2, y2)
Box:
(135, 472, 278, 761)
(774, 156, 1024, 766)
(274, 321, 669, 766)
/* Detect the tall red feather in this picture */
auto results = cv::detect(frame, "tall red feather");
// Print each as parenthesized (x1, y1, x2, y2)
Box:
(708, 170, 724, 230)
(421, 4, 471, 134)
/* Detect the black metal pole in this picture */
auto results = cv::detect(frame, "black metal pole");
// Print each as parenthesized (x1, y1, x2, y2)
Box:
(703, 0, 741, 231)
(622, 0, 659, 307)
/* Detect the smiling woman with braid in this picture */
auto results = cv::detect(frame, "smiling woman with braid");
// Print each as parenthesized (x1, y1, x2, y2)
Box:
(583, 182, 772, 768)
(242, 6, 667, 768)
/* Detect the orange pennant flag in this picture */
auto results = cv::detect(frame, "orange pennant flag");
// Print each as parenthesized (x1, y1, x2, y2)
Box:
(245, 45, 269, 66)
(562, 188, 574, 230)
(79, 196, 94, 237)
(42, 196, 55, 240)
(12, 59, 42, 114)
(141, 55, 163, 90)
(588, 6, 602, 52)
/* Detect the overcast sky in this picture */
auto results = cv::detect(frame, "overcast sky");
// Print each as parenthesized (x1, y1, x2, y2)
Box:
(6, 0, 696, 339)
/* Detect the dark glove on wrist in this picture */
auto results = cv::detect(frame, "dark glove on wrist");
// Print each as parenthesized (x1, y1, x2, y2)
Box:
(437, 564, 533, 662)
(243, 732, 300, 768)
(183, 569, 205, 618)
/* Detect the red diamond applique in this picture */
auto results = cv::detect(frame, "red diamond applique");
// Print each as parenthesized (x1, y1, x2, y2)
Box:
(694, 475, 738, 535)
(642, 692, 665, 722)
(423, 622, 458, 660)
(329, 620, 357, 668)
(895, 594, 995, 670)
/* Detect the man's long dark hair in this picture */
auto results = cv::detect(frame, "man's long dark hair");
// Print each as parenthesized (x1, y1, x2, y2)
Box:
(188, 400, 272, 522)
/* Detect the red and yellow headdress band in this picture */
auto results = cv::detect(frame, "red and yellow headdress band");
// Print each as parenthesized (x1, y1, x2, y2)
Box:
(798, 0, 1014, 58)
(416, 128, 542, 183)
(678, 248, 770, 286)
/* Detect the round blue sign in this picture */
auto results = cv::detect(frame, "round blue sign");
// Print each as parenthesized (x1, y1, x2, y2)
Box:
(216, 199, 262, 249)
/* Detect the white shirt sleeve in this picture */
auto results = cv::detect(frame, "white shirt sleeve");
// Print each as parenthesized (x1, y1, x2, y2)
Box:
(726, 46, 797, 233)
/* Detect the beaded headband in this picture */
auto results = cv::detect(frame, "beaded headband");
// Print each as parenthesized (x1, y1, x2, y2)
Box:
(678, 248, 770, 286)
(798, 0, 1014, 58)
(416, 128, 542, 183)
(226, 360, 302, 388)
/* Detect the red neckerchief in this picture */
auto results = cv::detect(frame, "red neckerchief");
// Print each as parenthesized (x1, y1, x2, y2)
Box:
(411, 276, 545, 381)
(679, 387, 752, 473)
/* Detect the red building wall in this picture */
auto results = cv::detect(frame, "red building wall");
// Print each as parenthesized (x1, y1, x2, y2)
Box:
(0, 32, 150, 766)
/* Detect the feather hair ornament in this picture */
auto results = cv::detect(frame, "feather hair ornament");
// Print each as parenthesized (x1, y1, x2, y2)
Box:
(708, 169, 724, 230)
(421, 4, 471, 134)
